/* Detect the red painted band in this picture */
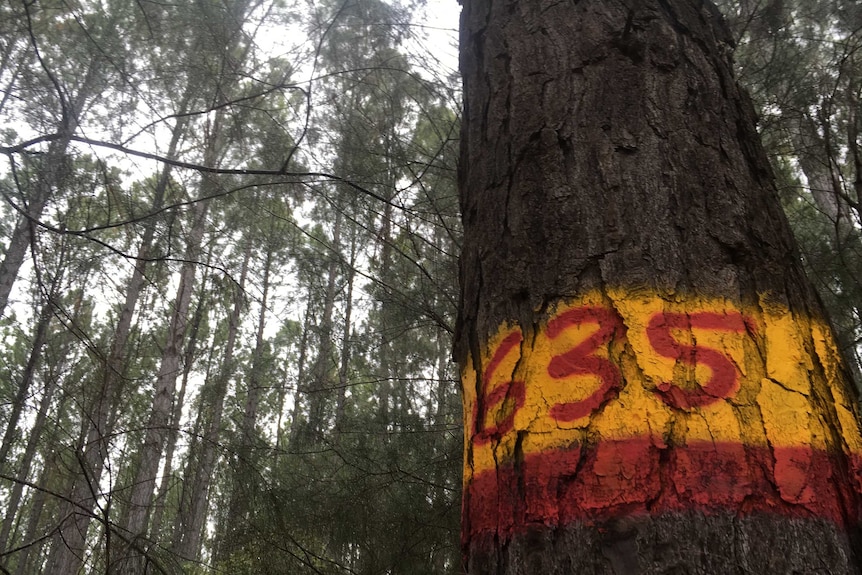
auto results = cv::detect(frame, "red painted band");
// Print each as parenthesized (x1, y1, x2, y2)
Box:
(463, 439, 862, 544)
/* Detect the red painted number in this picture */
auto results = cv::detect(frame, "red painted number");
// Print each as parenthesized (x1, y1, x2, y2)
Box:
(546, 307, 625, 422)
(472, 306, 756, 445)
(473, 331, 526, 445)
(646, 311, 752, 409)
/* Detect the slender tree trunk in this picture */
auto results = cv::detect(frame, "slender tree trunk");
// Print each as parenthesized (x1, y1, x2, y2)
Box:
(306, 210, 342, 444)
(10, 485, 48, 575)
(0, 148, 58, 318)
(288, 292, 314, 452)
(216, 243, 273, 564)
(0, 292, 54, 472)
(0, 61, 97, 318)
(457, 1, 862, 573)
(274, 349, 289, 462)
(0, 326, 64, 556)
(848, 72, 862, 213)
(119, 110, 226, 559)
(101, 110, 191, 433)
(147, 267, 210, 539)
(169, 338, 219, 554)
(42, 403, 95, 575)
(10, 440, 65, 575)
(5, 326, 82, 568)
(793, 114, 859, 256)
(335, 225, 357, 434)
(431, 329, 456, 574)
(790, 113, 862, 382)
(240, 246, 271, 451)
(377, 199, 394, 430)
(0, 45, 29, 116)
(45, 110, 191, 575)
(121, 196, 209, 548)
(172, 244, 250, 563)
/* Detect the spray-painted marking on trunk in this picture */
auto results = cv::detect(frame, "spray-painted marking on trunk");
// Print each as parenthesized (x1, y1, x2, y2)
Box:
(464, 440, 862, 542)
(473, 330, 524, 445)
(546, 306, 625, 421)
(462, 291, 862, 536)
(647, 311, 754, 409)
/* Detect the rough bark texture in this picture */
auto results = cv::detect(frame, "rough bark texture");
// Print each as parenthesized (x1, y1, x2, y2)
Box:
(174, 244, 249, 564)
(118, 189, 210, 575)
(457, 1, 862, 573)
(46, 108, 189, 575)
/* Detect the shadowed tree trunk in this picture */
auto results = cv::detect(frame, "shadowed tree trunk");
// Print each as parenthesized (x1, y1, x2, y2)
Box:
(121, 196, 209, 546)
(172, 243, 250, 564)
(306, 209, 342, 445)
(147, 266, 210, 539)
(456, 1, 862, 573)
(44, 106, 191, 575)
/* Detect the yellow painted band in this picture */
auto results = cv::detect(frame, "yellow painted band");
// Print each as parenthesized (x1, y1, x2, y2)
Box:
(462, 290, 862, 480)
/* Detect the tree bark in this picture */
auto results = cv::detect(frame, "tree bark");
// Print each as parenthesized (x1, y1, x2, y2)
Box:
(457, 1, 862, 573)
(288, 290, 314, 452)
(306, 209, 342, 444)
(45, 107, 190, 575)
(147, 266, 209, 540)
(173, 242, 250, 563)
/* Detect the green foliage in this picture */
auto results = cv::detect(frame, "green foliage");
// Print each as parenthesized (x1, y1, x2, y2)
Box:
(0, 0, 462, 573)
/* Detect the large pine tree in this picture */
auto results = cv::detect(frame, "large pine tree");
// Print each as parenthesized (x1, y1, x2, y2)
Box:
(456, 1, 862, 572)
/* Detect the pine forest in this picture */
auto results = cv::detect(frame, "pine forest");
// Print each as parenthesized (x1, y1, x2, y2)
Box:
(0, 1, 860, 573)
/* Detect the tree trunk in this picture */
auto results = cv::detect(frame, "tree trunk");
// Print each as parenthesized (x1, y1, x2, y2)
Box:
(431, 328, 456, 574)
(215, 242, 273, 564)
(306, 209, 342, 444)
(147, 266, 210, 539)
(10, 432, 70, 575)
(239, 245, 271, 452)
(42, 401, 98, 575)
(0, 290, 54, 473)
(119, 190, 210, 570)
(0, 60, 98, 318)
(0, 321, 67, 558)
(792, 112, 862, 380)
(376, 198, 394, 430)
(288, 290, 314, 452)
(45, 108, 190, 575)
(172, 243, 250, 563)
(169, 325, 220, 553)
(457, 1, 862, 573)
(335, 224, 357, 434)
(794, 115, 853, 232)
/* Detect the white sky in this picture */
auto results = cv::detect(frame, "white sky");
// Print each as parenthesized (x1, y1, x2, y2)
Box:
(417, 0, 461, 74)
